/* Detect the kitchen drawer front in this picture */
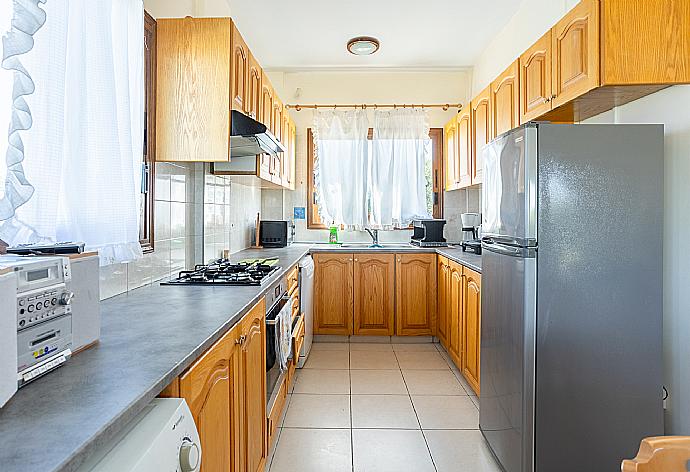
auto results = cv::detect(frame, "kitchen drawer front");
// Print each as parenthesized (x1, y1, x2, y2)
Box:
(292, 313, 305, 361)
(266, 376, 287, 450)
(290, 293, 300, 323)
(287, 265, 299, 294)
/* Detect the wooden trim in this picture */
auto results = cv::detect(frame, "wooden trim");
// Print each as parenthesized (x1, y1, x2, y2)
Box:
(306, 128, 327, 229)
(430, 128, 443, 219)
(141, 10, 157, 253)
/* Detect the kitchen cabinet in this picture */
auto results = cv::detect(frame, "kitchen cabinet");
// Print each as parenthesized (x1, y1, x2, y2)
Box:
(231, 23, 249, 114)
(395, 253, 437, 336)
(437, 256, 450, 346)
(443, 117, 458, 190)
(261, 72, 275, 136)
(313, 253, 354, 335)
(247, 52, 262, 121)
(354, 253, 396, 336)
(156, 17, 232, 162)
(456, 107, 473, 189)
(519, 30, 552, 123)
(462, 268, 482, 395)
(448, 262, 463, 367)
(491, 60, 520, 138)
(470, 86, 491, 186)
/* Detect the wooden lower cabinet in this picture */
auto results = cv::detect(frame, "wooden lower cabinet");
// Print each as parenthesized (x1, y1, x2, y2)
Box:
(437, 257, 450, 346)
(395, 253, 437, 336)
(313, 253, 354, 335)
(462, 268, 482, 395)
(448, 262, 464, 367)
(354, 253, 396, 335)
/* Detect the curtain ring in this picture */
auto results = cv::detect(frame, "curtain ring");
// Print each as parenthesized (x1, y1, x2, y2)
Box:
(374, 104, 378, 110)
(295, 105, 302, 112)
(393, 104, 397, 109)
(333, 104, 337, 110)
(362, 104, 367, 110)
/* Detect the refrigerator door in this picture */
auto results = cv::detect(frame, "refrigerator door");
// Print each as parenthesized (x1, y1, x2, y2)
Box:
(482, 125, 537, 247)
(480, 244, 536, 472)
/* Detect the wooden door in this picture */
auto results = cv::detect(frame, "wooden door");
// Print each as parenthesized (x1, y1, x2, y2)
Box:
(395, 253, 437, 336)
(448, 262, 463, 369)
(261, 72, 274, 132)
(462, 268, 482, 395)
(247, 52, 262, 121)
(520, 30, 553, 123)
(231, 23, 249, 114)
(437, 256, 450, 347)
(456, 107, 472, 189)
(179, 326, 239, 472)
(238, 300, 266, 472)
(470, 86, 491, 186)
(354, 253, 395, 336)
(314, 253, 353, 335)
(551, 0, 599, 109)
(156, 18, 231, 162)
(491, 60, 520, 138)
(443, 117, 458, 190)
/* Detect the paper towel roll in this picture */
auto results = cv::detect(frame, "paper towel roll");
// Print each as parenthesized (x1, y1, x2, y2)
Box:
(0, 271, 17, 407)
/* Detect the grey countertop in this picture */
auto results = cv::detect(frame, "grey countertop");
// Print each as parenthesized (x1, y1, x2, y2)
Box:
(0, 242, 480, 472)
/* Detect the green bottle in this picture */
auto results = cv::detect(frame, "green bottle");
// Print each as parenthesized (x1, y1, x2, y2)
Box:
(329, 225, 339, 244)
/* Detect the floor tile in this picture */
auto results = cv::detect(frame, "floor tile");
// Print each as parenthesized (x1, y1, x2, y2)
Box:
(350, 350, 399, 370)
(313, 335, 349, 343)
(469, 395, 479, 410)
(424, 430, 502, 472)
(352, 429, 435, 472)
(450, 368, 478, 395)
(350, 335, 390, 343)
(283, 394, 351, 428)
(303, 350, 349, 369)
(412, 395, 479, 429)
(349, 343, 394, 351)
(402, 370, 467, 395)
(279, 394, 292, 426)
(392, 343, 438, 352)
(395, 351, 450, 370)
(310, 342, 349, 351)
(270, 428, 352, 472)
(351, 395, 419, 429)
(350, 369, 408, 395)
(391, 335, 433, 344)
(293, 369, 350, 394)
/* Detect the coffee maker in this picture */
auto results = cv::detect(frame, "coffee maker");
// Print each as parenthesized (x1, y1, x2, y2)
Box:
(460, 212, 482, 254)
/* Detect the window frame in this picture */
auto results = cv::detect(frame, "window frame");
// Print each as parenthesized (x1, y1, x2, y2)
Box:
(306, 127, 444, 230)
(140, 10, 157, 253)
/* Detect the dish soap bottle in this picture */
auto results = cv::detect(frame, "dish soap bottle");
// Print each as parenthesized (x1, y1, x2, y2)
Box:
(329, 225, 339, 244)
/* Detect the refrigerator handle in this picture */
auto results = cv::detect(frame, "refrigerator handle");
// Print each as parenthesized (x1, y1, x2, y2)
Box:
(481, 241, 536, 258)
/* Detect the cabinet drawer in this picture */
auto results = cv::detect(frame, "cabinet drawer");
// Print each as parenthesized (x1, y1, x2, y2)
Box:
(290, 294, 300, 323)
(266, 376, 287, 450)
(287, 265, 299, 294)
(292, 313, 305, 361)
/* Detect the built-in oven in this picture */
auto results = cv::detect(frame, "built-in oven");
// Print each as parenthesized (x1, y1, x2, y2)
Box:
(264, 275, 296, 410)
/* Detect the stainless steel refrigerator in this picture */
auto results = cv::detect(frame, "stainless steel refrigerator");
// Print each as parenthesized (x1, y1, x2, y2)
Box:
(479, 123, 664, 472)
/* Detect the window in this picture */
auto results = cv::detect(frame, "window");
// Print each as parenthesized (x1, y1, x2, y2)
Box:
(307, 128, 443, 229)
(140, 11, 157, 252)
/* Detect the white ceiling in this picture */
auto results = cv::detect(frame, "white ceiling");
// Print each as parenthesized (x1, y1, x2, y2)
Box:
(227, 0, 523, 70)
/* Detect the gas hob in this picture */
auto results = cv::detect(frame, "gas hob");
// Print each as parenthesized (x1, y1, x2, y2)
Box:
(161, 258, 281, 286)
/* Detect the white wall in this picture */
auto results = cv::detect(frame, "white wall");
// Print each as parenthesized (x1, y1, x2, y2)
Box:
(144, 0, 230, 18)
(265, 69, 472, 243)
(472, 0, 690, 435)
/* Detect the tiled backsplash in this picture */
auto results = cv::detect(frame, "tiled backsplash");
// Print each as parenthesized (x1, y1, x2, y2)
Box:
(99, 163, 262, 300)
(443, 187, 482, 243)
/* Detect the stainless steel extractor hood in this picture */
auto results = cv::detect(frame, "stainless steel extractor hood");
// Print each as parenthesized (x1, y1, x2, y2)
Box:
(230, 110, 286, 158)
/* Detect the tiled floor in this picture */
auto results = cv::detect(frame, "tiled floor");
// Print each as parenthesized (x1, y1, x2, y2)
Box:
(266, 342, 502, 472)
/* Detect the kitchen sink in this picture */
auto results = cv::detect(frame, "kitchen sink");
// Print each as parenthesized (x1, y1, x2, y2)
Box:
(339, 243, 414, 249)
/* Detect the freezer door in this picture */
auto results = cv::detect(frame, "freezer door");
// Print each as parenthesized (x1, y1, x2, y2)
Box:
(482, 125, 537, 247)
(480, 245, 536, 472)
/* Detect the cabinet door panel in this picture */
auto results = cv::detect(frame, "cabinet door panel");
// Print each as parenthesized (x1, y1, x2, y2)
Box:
(491, 60, 520, 138)
(395, 253, 437, 336)
(437, 257, 449, 347)
(354, 254, 395, 336)
(456, 109, 472, 189)
(314, 253, 354, 335)
(231, 23, 248, 114)
(520, 30, 552, 123)
(448, 263, 463, 369)
(462, 269, 482, 395)
(471, 86, 491, 186)
(248, 52, 262, 121)
(261, 72, 274, 132)
(443, 118, 458, 190)
(552, 0, 599, 108)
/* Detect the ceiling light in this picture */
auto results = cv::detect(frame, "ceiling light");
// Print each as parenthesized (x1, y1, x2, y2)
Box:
(347, 36, 380, 56)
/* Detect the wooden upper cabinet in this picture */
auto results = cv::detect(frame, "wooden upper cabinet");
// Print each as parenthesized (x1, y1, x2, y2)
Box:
(519, 30, 553, 123)
(354, 254, 396, 336)
(314, 253, 353, 335)
(247, 52, 262, 121)
(231, 22, 249, 114)
(551, 0, 600, 109)
(261, 72, 274, 133)
(437, 256, 450, 347)
(462, 268, 482, 395)
(156, 18, 231, 162)
(470, 86, 491, 186)
(491, 60, 520, 138)
(456, 107, 473, 189)
(443, 117, 458, 190)
(273, 97, 284, 143)
(395, 253, 437, 336)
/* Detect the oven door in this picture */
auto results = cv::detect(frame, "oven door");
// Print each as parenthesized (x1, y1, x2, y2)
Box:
(265, 293, 289, 407)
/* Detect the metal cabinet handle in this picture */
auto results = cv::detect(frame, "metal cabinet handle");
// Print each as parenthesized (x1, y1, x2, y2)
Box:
(544, 97, 551, 103)
(236, 335, 246, 345)
(354, 258, 358, 262)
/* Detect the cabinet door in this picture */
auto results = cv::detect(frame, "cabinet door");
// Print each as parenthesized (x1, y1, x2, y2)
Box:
(156, 18, 231, 162)
(247, 52, 262, 121)
(448, 263, 463, 369)
(273, 97, 284, 143)
(261, 72, 274, 132)
(491, 60, 520, 138)
(437, 257, 450, 347)
(551, 0, 599, 109)
(354, 253, 395, 336)
(179, 326, 239, 472)
(395, 253, 437, 336)
(231, 23, 249, 114)
(287, 120, 297, 190)
(456, 107, 473, 189)
(519, 30, 552, 123)
(443, 118, 458, 190)
(314, 253, 354, 335)
(238, 300, 266, 472)
(470, 86, 491, 186)
(462, 268, 482, 395)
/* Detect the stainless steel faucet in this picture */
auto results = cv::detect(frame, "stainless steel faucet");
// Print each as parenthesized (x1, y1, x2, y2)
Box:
(365, 228, 382, 248)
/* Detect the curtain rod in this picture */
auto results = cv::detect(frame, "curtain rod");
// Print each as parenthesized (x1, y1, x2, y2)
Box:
(285, 103, 463, 112)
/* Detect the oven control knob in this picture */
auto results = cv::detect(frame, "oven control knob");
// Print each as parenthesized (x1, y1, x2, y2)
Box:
(59, 291, 74, 306)
(179, 440, 200, 472)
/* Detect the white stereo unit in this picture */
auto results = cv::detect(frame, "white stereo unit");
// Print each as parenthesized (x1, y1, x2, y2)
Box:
(0, 270, 17, 407)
